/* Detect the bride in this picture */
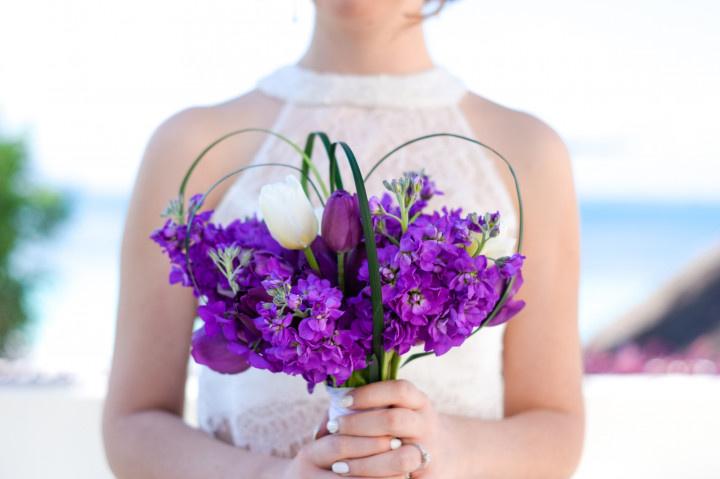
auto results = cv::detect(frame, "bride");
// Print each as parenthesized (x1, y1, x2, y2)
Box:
(103, 1, 584, 477)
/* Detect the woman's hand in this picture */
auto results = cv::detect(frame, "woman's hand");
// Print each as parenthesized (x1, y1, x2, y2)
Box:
(324, 380, 456, 478)
(281, 428, 406, 479)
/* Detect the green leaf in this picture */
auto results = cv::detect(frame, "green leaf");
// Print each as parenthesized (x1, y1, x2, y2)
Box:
(300, 134, 314, 197)
(333, 141, 385, 383)
(365, 132, 525, 342)
(178, 128, 330, 217)
(366, 132, 524, 254)
(400, 351, 433, 368)
(301, 132, 343, 194)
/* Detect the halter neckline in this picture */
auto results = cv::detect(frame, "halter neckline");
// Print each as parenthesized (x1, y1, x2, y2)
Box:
(256, 63, 468, 109)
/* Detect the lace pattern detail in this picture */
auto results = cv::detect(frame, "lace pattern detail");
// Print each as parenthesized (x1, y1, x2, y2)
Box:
(256, 64, 468, 109)
(197, 65, 516, 457)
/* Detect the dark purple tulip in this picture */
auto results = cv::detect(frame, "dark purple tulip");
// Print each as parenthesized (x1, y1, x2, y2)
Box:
(321, 190, 362, 253)
(190, 327, 251, 374)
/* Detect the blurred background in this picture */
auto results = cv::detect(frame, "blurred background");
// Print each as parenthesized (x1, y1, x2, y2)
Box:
(1, 0, 718, 477)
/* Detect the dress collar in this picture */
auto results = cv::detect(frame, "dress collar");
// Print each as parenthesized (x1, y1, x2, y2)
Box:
(256, 63, 467, 109)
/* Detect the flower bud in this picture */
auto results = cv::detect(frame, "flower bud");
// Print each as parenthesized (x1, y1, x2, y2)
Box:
(321, 190, 362, 253)
(259, 175, 318, 250)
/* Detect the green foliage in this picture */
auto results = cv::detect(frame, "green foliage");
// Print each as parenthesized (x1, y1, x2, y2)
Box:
(0, 134, 70, 357)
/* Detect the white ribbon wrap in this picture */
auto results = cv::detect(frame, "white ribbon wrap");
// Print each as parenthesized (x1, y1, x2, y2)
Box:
(325, 385, 356, 424)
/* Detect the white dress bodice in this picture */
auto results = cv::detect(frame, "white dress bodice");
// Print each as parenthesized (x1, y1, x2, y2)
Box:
(196, 64, 518, 458)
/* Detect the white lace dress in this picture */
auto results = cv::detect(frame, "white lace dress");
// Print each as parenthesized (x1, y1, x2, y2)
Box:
(197, 64, 519, 458)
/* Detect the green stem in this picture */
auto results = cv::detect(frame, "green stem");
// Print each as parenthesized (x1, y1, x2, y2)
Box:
(389, 352, 401, 380)
(475, 232, 488, 256)
(383, 212, 404, 225)
(397, 193, 409, 233)
(303, 246, 320, 273)
(382, 232, 401, 247)
(346, 369, 368, 387)
(381, 351, 396, 380)
(337, 252, 345, 293)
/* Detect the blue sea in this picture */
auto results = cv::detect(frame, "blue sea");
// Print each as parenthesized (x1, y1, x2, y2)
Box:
(24, 194, 720, 372)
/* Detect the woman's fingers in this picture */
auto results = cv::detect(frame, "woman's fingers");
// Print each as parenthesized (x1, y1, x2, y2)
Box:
(314, 412, 330, 440)
(313, 470, 405, 479)
(306, 434, 401, 468)
(332, 445, 424, 477)
(332, 407, 424, 438)
(316, 473, 406, 479)
(347, 379, 428, 411)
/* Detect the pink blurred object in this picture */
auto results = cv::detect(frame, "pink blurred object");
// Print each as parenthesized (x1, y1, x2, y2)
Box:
(584, 336, 720, 375)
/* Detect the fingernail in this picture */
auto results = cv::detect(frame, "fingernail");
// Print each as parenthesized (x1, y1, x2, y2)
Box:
(331, 461, 350, 474)
(326, 419, 339, 434)
(390, 437, 402, 450)
(311, 424, 320, 440)
(340, 394, 354, 408)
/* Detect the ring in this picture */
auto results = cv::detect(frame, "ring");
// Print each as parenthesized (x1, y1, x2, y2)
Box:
(405, 442, 431, 474)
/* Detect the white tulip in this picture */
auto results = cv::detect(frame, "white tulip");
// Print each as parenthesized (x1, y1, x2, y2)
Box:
(259, 175, 319, 250)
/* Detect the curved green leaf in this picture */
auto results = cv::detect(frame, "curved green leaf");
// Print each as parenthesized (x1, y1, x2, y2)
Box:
(366, 132, 523, 254)
(400, 351, 433, 368)
(368, 132, 526, 365)
(301, 131, 344, 194)
(178, 128, 330, 217)
(333, 141, 385, 383)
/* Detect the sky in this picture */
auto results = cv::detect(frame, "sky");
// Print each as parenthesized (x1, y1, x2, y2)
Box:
(1, 0, 719, 202)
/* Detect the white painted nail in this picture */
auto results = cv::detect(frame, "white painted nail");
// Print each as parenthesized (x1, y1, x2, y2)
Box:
(331, 461, 350, 474)
(340, 395, 354, 408)
(390, 437, 402, 450)
(326, 419, 339, 434)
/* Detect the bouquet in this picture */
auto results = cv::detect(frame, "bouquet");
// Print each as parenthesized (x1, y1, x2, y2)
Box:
(152, 129, 525, 416)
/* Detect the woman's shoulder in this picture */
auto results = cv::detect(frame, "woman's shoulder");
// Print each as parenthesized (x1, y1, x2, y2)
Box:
(146, 90, 282, 162)
(138, 90, 284, 204)
(458, 91, 576, 224)
(459, 92, 570, 175)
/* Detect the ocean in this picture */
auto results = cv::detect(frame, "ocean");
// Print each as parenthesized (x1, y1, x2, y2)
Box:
(23, 194, 720, 372)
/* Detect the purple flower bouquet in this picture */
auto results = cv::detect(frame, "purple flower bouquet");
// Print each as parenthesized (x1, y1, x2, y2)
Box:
(152, 130, 526, 400)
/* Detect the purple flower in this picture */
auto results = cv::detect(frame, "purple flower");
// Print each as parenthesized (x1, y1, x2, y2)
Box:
(322, 190, 362, 253)
(152, 172, 526, 390)
(487, 268, 526, 326)
(190, 327, 251, 374)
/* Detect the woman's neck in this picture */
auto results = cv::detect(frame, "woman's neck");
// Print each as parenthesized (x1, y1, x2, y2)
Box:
(298, 15, 434, 75)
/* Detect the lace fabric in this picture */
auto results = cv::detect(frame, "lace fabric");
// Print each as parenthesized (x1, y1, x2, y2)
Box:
(196, 64, 517, 458)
